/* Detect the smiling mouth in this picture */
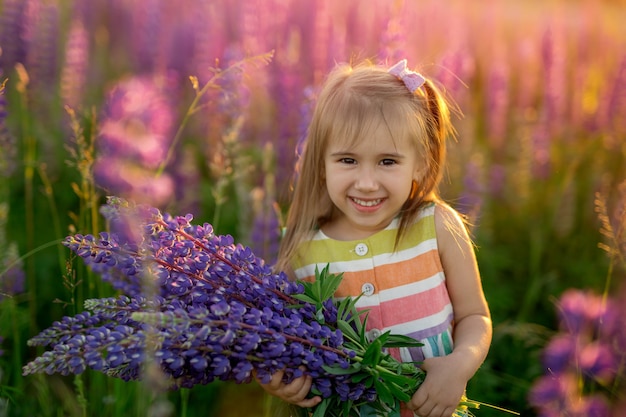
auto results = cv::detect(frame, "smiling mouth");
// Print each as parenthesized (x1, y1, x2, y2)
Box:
(351, 197, 383, 207)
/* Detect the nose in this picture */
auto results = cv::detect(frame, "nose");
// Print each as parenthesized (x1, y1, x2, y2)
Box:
(354, 167, 379, 192)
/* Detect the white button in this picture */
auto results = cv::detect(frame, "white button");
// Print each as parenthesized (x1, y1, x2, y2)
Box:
(367, 328, 382, 341)
(361, 282, 375, 296)
(355, 243, 368, 256)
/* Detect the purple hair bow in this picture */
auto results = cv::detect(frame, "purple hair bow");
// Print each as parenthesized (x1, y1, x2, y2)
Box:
(388, 59, 425, 93)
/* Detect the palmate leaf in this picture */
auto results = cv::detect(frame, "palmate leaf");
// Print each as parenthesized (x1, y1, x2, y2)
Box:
(317, 264, 344, 301)
(292, 265, 344, 310)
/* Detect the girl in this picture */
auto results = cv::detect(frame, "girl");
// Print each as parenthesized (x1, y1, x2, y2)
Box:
(260, 59, 492, 417)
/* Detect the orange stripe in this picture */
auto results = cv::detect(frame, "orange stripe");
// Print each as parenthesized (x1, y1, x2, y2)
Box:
(326, 249, 442, 297)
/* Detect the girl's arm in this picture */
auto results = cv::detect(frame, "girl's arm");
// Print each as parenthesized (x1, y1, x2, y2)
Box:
(408, 203, 492, 417)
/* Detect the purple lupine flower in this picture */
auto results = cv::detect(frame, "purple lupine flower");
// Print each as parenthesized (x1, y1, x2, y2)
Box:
(528, 373, 577, 408)
(21, 0, 60, 95)
(542, 334, 576, 375)
(485, 61, 510, 150)
(248, 187, 281, 266)
(457, 158, 484, 219)
(130, 0, 164, 74)
(190, 0, 226, 85)
(24, 199, 348, 389)
(488, 164, 506, 200)
(217, 46, 251, 122)
(93, 76, 176, 207)
(60, 18, 89, 108)
(530, 123, 552, 180)
(577, 342, 616, 383)
(24, 198, 423, 413)
(269, 61, 307, 190)
(435, 48, 476, 107)
(530, 289, 626, 416)
(605, 55, 626, 135)
(577, 395, 611, 417)
(0, 75, 17, 178)
(0, 0, 27, 73)
(0, 78, 25, 301)
(557, 289, 599, 335)
(540, 26, 567, 139)
(377, 13, 407, 64)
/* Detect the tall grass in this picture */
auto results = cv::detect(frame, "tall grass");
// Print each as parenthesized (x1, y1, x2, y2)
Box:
(0, 0, 624, 416)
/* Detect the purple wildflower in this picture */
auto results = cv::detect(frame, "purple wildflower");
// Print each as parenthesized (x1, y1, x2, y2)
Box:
(60, 18, 89, 108)
(248, 191, 281, 266)
(21, 0, 60, 96)
(24, 198, 430, 414)
(530, 289, 626, 416)
(605, 55, 626, 135)
(542, 334, 576, 375)
(540, 25, 567, 139)
(217, 46, 251, 122)
(0, 75, 17, 178)
(130, 0, 163, 73)
(457, 157, 484, 219)
(485, 61, 510, 150)
(0, 77, 24, 299)
(93, 76, 176, 207)
(0, 0, 26, 73)
(378, 12, 407, 65)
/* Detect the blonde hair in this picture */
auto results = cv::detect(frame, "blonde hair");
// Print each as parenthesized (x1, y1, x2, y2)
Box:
(276, 60, 455, 273)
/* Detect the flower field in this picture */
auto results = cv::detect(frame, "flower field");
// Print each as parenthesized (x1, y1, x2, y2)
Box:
(1, 0, 625, 416)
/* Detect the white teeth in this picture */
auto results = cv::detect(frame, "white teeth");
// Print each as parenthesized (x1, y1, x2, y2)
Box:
(352, 198, 381, 207)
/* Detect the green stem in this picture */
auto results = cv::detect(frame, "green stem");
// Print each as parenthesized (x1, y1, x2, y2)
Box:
(179, 389, 189, 417)
(38, 164, 66, 276)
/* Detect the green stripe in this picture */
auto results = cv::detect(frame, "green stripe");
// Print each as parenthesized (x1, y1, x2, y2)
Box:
(441, 330, 454, 355)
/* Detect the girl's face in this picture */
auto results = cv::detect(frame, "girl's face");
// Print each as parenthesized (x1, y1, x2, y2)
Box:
(322, 122, 422, 240)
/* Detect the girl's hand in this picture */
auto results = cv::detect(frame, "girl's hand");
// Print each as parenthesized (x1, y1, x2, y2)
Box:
(254, 369, 322, 408)
(407, 355, 468, 417)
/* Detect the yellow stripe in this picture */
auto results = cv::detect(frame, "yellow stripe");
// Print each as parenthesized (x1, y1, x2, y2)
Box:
(293, 209, 436, 267)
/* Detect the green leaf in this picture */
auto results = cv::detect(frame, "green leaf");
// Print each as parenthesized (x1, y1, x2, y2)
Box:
(362, 338, 382, 367)
(290, 294, 318, 304)
(350, 372, 372, 384)
(312, 397, 329, 417)
(374, 379, 394, 407)
(321, 363, 361, 375)
(337, 319, 362, 344)
(317, 265, 344, 301)
(342, 399, 353, 417)
(382, 333, 424, 348)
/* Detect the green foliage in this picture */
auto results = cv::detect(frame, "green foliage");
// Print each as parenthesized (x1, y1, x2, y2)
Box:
(297, 266, 439, 417)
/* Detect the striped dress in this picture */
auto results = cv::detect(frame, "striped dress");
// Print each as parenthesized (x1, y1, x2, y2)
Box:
(291, 203, 454, 365)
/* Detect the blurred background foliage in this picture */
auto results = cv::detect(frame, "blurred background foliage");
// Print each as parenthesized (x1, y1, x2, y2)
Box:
(0, 0, 625, 416)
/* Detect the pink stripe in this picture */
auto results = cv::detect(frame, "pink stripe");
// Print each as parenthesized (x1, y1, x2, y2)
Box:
(380, 283, 451, 327)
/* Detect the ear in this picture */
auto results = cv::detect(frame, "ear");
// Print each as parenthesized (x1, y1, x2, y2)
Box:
(413, 164, 428, 182)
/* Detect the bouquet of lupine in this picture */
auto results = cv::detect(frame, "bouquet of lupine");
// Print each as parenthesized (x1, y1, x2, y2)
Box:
(23, 197, 477, 417)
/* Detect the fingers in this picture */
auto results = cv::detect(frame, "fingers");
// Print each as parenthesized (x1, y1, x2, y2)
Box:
(255, 369, 321, 408)
(409, 396, 457, 417)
